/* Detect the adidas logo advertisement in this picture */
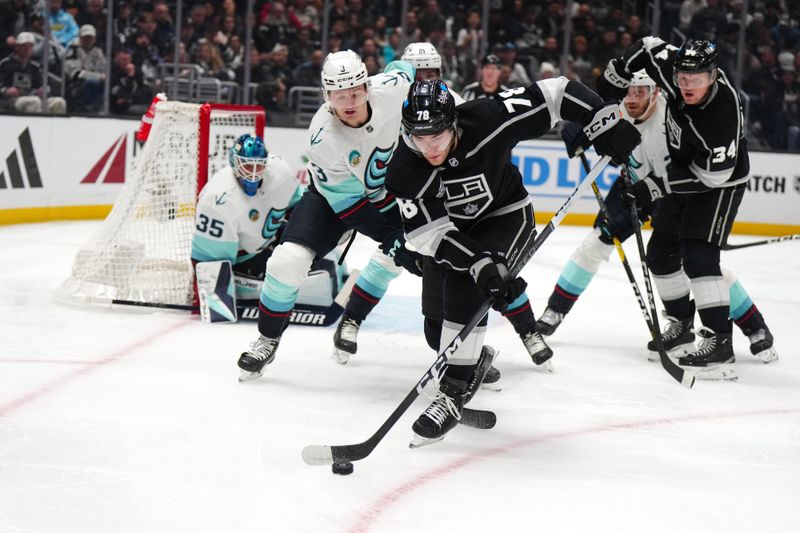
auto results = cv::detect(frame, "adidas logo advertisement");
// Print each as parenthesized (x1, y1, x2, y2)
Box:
(0, 129, 42, 190)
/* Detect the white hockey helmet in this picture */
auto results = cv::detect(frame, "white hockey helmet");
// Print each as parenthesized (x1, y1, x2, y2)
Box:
(630, 69, 657, 88)
(321, 50, 369, 92)
(401, 42, 442, 70)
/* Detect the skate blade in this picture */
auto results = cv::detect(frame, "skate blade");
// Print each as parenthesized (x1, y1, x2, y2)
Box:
(683, 363, 738, 381)
(534, 359, 554, 373)
(238, 369, 263, 382)
(479, 382, 502, 392)
(647, 342, 695, 362)
(331, 348, 352, 365)
(753, 347, 778, 364)
(409, 434, 445, 449)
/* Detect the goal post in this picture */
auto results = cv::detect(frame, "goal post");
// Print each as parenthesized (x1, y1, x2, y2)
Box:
(54, 101, 266, 310)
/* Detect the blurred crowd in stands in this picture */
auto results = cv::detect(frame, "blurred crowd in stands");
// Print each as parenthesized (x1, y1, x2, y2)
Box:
(1, 0, 799, 151)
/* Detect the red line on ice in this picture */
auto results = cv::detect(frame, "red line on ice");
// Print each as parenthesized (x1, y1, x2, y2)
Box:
(350, 407, 800, 533)
(0, 320, 190, 417)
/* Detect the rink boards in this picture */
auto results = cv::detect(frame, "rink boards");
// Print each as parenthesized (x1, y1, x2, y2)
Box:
(1, 113, 798, 235)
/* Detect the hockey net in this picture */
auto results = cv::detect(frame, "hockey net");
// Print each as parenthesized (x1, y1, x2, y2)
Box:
(54, 101, 266, 309)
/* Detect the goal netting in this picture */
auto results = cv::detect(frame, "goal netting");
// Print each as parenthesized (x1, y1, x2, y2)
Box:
(54, 101, 266, 309)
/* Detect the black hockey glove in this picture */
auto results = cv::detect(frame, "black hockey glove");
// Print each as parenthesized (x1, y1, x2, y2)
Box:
(381, 230, 423, 277)
(584, 103, 641, 165)
(621, 176, 665, 206)
(470, 256, 527, 312)
(561, 121, 591, 159)
(594, 60, 632, 101)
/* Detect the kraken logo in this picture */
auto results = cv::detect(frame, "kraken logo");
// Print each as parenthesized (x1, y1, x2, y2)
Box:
(364, 144, 395, 189)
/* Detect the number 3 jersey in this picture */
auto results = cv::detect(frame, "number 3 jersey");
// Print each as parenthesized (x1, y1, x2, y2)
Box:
(386, 78, 607, 272)
(191, 155, 304, 264)
(603, 36, 749, 192)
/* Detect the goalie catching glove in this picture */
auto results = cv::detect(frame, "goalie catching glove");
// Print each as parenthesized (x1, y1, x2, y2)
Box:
(381, 229, 423, 276)
(583, 103, 641, 165)
(470, 255, 527, 312)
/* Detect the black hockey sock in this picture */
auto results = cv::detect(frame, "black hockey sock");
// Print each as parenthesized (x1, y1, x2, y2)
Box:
(698, 307, 732, 334)
(444, 362, 477, 382)
(547, 284, 578, 315)
(502, 300, 537, 335)
(734, 304, 767, 336)
(662, 295, 694, 322)
(258, 304, 291, 338)
(344, 283, 380, 323)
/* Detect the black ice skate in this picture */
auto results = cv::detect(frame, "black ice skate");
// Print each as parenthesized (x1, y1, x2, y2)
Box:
(535, 307, 563, 337)
(467, 345, 501, 396)
(332, 313, 361, 365)
(521, 330, 554, 372)
(647, 316, 695, 361)
(678, 328, 737, 381)
(746, 327, 778, 364)
(410, 376, 468, 448)
(238, 335, 281, 382)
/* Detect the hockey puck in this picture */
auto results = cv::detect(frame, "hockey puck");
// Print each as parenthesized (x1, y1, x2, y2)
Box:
(331, 461, 354, 475)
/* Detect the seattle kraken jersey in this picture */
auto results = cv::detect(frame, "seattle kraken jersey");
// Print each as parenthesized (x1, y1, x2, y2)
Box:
(627, 93, 670, 183)
(386, 78, 606, 272)
(604, 36, 749, 192)
(191, 156, 304, 264)
(305, 68, 411, 217)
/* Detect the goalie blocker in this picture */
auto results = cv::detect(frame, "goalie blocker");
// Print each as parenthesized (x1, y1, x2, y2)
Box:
(195, 253, 357, 326)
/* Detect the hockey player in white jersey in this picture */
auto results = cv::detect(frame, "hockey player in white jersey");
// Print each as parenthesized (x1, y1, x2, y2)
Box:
(537, 71, 778, 365)
(191, 134, 347, 323)
(236, 51, 425, 380)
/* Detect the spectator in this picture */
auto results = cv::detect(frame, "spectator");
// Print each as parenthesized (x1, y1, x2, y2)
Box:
(29, 14, 66, 71)
(359, 38, 383, 70)
(399, 9, 422, 50)
(113, 1, 135, 49)
(418, 0, 446, 39)
(213, 15, 239, 50)
(495, 42, 531, 87)
(257, 1, 299, 53)
(1, 0, 34, 53)
(194, 38, 233, 81)
(151, 1, 175, 57)
(110, 48, 151, 114)
(627, 15, 646, 41)
(536, 61, 557, 81)
(218, 0, 244, 33)
(75, 0, 107, 46)
(531, 35, 560, 75)
(570, 34, 595, 82)
(64, 24, 106, 111)
(289, 0, 320, 34)
(261, 43, 295, 90)
(772, 14, 800, 50)
(131, 30, 162, 81)
(593, 29, 620, 68)
(0, 32, 66, 113)
(779, 66, 800, 151)
(456, 9, 482, 64)
(439, 38, 464, 90)
(292, 48, 323, 87)
(190, 3, 210, 41)
(288, 24, 318, 67)
(222, 34, 245, 72)
(688, 0, 727, 41)
(461, 53, 508, 101)
(535, 1, 564, 41)
(679, 0, 707, 31)
(48, 0, 79, 48)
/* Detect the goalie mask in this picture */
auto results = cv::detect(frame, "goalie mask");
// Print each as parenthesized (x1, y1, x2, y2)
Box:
(229, 134, 268, 196)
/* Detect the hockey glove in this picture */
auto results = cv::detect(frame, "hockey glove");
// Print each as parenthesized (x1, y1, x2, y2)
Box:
(381, 230, 423, 277)
(584, 104, 641, 165)
(621, 176, 665, 206)
(470, 256, 527, 312)
(561, 121, 591, 159)
(594, 60, 632, 101)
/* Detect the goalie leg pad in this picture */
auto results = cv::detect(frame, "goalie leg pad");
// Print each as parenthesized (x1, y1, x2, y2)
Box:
(196, 260, 237, 323)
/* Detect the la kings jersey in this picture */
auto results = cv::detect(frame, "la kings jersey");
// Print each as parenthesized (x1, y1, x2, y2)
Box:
(191, 155, 304, 264)
(604, 36, 749, 192)
(386, 78, 607, 272)
(305, 68, 411, 230)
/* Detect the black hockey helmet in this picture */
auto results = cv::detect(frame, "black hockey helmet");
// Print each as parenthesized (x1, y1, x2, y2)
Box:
(674, 40, 718, 73)
(481, 53, 502, 67)
(401, 79, 456, 136)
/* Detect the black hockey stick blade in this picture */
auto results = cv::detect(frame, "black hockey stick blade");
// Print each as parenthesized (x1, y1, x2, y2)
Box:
(461, 407, 497, 429)
(301, 156, 612, 466)
(722, 232, 800, 251)
(621, 168, 694, 389)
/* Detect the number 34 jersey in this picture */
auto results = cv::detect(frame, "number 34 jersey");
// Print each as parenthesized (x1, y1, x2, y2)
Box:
(191, 156, 304, 265)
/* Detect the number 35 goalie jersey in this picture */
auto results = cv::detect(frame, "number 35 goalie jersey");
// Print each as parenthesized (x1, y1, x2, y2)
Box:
(386, 79, 607, 272)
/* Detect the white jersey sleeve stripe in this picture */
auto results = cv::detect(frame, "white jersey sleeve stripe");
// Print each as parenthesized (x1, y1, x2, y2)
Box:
(465, 103, 548, 159)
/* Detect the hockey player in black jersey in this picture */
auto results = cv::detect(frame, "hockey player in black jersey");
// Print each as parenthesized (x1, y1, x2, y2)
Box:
(598, 38, 751, 380)
(385, 79, 640, 445)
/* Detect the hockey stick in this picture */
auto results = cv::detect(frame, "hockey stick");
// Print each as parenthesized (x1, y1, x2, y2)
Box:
(300, 155, 613, 466)
(577, 151, 656, 337)
(722, 233, 800, 251)
(621, 167, 695, 388)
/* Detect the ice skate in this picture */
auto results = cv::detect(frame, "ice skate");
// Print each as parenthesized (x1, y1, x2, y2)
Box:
(647, 316, 695, 361)
(238, 335, 281, 382)
(410, 376, 468, 448)
(468, 345, 501, 396)
(747, 328, 778, 364)
(521, 330, 554, 372)
(332, 314, 361, 365)
(678, 328, 737, 381)
(535, 307, 563, 337)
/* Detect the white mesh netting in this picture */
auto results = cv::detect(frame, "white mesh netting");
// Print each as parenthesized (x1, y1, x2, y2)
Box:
(54, 101, 263, 309)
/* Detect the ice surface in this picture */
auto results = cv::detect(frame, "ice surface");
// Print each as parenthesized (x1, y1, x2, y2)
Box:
(1, 221, 799, 533)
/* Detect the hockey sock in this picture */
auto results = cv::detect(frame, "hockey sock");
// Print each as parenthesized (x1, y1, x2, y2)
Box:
(733, 304, 767, 336)
(684, 240, 731, 334)
(258, 273, 299, 337)
(548, 228, 614, 315)
(502, 293, 537, 335)
(722, 268, 767, 334)
(344, 257, 401, 322)
(648, 232, 693, 320)
(444, 362, 477, 382)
